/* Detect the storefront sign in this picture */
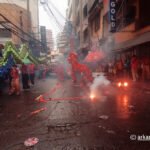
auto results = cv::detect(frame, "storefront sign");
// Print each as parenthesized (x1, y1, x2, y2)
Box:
(110, 0, 116, 32)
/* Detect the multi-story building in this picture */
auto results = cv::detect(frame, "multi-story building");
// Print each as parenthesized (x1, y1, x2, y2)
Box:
(0, 0, 39, 39)
(0, 3, 30, 45)
(46, 29, 54, 51)
(89, 0, 150, 58)
(56, 31, 68, 53)
(111, 0, 150, 58)
(67, 0, 150, 59)
(67, 0, 89, 57)
(88, 0, 104, 49)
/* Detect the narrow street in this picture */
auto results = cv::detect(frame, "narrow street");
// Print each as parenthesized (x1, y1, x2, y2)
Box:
(0, 0, 150, 149)
(0, 77, 150, 150)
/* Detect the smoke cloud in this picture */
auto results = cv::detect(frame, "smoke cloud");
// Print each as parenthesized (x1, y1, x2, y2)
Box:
(90, 75, 110, 97)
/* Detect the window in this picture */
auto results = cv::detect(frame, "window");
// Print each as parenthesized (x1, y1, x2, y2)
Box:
(83, 4, 88, 18)
(76, 13, 80, 26)
(78, 32, 80, 42)
(138, 0, 150, 28)
(84, 28, 88, 42)
(103, 12, 109, 37)
(76, 0, 79, 7)
(0, 28, 11, 38)
(94, 12, 100, 32)
(90, 12, 100, 34)
(116, 0, 136, 30)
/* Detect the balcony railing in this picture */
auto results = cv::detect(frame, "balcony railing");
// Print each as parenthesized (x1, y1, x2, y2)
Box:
(116, 18, 135, 31)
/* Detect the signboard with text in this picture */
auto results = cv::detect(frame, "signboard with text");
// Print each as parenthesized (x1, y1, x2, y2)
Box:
(110, 0, 116, 32)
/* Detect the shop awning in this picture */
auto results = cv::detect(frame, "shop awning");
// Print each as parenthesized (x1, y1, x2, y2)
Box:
(112, 31, 150, 52)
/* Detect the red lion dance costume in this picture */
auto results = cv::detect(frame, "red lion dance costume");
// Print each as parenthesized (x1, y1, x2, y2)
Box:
(68, 51, 93, 84)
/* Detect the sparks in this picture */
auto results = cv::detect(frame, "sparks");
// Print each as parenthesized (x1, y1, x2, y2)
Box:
(124, 82, 128, 87)
(117, 82, 122, 87)
(90, 93, 95, 99)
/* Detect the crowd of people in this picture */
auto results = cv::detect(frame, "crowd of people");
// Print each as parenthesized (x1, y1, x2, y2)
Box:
(1, 54, 149, 96)
(0, 63, 50, 96)
(102, 55, 150, 81)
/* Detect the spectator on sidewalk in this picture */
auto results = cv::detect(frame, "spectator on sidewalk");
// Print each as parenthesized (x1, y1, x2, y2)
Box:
(29, 63, 35, 85)
(137, 59, 143, 81)
(9, 65, 20, 95)
(21, 64, 30, 89)
(142, 56, 150, 81)
(124, 56, 131, 78)
(131, 55, 138, 81)
(42, 64, 47, 79)
(116, 59, 123, 78)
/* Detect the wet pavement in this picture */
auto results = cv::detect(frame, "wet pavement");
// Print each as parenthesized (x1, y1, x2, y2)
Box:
(0, 77, 150, 150)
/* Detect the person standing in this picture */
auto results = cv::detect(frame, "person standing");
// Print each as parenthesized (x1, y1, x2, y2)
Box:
(29, 63, 35, 85)
(116, 59, 123, 78)
(131, 55, 138, 81)
(9, 65, 20, 95)
(124, 56, 131, 78)
(142, 56, 150, 81)
(21, 64, 30, 89)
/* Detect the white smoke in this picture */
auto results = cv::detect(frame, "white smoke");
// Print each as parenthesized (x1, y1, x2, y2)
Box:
(90, 75, 110, 97)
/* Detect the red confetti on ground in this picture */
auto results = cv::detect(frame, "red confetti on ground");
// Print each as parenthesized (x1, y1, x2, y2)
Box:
(24, 137, 39, 147)
(17, 114, 22, 118)
(35, 82, 62, 102)
(30, 107, 47, 115)
(43, 82, 62, 97)
(38, 95, 47, 103)
(49, 96, 87, 101)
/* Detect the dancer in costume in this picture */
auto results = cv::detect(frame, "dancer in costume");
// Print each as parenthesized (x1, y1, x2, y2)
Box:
(68, 51, 93, 84)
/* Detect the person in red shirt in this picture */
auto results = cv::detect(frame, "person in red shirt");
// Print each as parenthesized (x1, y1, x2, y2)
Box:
(131, 55, 138, 81)
(142, 56, 150, 81)
(9, 65, 20, 95)
(29, 63, 35, 85)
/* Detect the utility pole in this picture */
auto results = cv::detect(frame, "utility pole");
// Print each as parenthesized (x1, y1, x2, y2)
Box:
(19, 10, 24, 42)
(27, 0, 31, 33)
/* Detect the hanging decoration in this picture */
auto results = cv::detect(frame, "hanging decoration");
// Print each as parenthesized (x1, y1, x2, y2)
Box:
(0, 41, 43, 78)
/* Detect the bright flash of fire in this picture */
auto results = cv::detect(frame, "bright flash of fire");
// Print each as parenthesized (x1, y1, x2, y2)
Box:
(124, 82, 128, 87)
(90, 93, 95, 99)
(117, 82, 122, 87)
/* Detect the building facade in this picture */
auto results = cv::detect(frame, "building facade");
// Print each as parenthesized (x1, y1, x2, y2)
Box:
(46, 29, 54, 52)
(67, 0, 89, 57)
(67, 0, 150, 59)
(56, 31, 68, 54)
(0, 0, 39, 39)
(0, 3, 30, 45)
